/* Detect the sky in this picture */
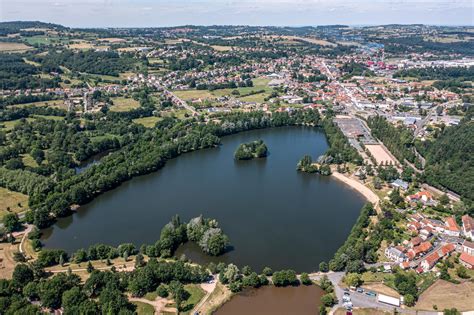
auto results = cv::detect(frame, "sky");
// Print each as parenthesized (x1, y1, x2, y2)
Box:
(1, 0, 473, 27)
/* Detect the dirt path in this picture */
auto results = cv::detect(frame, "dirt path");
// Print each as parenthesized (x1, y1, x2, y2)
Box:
(191, 280, 217, 314)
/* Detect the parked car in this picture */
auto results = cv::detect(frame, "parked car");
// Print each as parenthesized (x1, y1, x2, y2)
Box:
(366, 291, 376, 297)
(356, 288, 364, 293)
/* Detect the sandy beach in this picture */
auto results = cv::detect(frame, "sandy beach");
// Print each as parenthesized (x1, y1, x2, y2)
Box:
(331, 171, 380, 205)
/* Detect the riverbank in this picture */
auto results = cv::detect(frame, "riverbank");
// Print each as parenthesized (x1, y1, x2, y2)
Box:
(331, 171, 380, 205)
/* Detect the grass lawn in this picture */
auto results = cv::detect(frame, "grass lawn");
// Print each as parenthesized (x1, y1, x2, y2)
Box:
(182, 284, 206, 314)
(132, 116, 162, 128)
(0, 187, 29, 219)
(32, 115, 65, 121)
(132, 301, 155, 315)
(144, 291, 159, 301)
(110, 97, 140, 112)
(0, 118, 35, 131)
(21, 154, 39, 168)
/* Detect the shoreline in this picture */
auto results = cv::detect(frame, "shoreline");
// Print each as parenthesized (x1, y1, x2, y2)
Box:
(331, 171, 380, 205)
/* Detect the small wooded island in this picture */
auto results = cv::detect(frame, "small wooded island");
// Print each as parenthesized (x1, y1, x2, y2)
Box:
(234, 140, 268, 160)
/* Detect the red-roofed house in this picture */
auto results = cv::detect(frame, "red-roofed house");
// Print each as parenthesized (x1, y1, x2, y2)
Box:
(420, 243, 455, 272)
(444, 217, 461, 237)
(462, 215, 474, 239)
(459, 252, 474, 269)
(407, 191, 433, 204)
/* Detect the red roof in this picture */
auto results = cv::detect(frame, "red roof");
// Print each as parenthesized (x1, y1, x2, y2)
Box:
(462, 215, 474, 232)
(459, 252, 474, 267)
(445, 217, 460, 232)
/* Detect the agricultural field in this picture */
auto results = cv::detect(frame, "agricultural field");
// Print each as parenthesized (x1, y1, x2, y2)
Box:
(415, 280, 474, 311)
(23, 35, 70, 45)
(0, 118, 35, 131)
(0, 187, 29, 219)
(173, 89, 214, 100)
(0, 42, 32, 52)
(109, 97, 141, 112)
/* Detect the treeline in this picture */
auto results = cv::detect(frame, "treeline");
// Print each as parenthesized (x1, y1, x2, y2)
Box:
(380, 36, 474, 56)
(394, 66, 474, 81)
(0, 54, 60, 90)
(367, 116, 416, 164)
(2, 258, 208, 314)
(329, 203, 389, 272)
(0, 105, 67, 121)
(323, 119, 362, 165)
(0, 93, 57, 108)
(416, 118, 474, 203)
(30, 50, 137, 76)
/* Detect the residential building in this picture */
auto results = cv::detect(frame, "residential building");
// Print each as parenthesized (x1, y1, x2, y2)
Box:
(385, 246, 408, 263)
(444, 216, 461, 237)
(459, 252, 474, 269)
(462, 215, 474, 239)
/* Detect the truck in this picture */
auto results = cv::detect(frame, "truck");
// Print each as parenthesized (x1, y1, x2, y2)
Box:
(377, 294, 400, 307)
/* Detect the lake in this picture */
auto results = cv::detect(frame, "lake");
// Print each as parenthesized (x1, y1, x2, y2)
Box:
(42, 127, 366, 272)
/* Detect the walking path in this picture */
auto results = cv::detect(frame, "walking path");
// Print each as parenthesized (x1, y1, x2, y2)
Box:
(191, 279, 217, 314)
(128, 296, 170, 314)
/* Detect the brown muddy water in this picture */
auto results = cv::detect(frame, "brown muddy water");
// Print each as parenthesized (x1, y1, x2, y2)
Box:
(215, 285, 325, 315)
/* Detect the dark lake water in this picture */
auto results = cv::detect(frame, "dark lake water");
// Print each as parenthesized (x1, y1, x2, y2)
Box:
(215, 285, 325, 315)
(42, 127, 365, 272)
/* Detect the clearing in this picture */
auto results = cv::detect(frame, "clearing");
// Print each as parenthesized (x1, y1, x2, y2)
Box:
(415, 280, 474, 311)
(362, 283, 399, 298)
(0, 42, 32, 52)
(365, 144, 397, 166)
(0, 187, 29, 219)
(132, 116, 162, 128)
(110, 97, 141, 112)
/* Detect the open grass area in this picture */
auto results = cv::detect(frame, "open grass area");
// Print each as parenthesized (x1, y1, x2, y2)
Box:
(0, 118, 35, 131)
(211, 45, 234, 51)
(415, 280, 474, 311)
(110, 97, 141, 112)
(182, 284, 206, 314)
(24, 35, 70, 46)
(132, 301, 155, 315)
(144, 291, 159, 301)
(0, 187, 29, 219)
(21, 154, 39, 168)
(32, 115, 65, 121)
(0, 42, 32, 52)
(132, 116, 162, 128)
(173, 89, 214, 100)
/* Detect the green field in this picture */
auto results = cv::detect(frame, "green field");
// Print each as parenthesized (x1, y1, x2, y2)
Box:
(132, 116, 162, 128)
(24, 35, 70, 46)
(109, 97, 140, 112)
(132, 301, 155, 315)
(182, 284, 206, 314)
